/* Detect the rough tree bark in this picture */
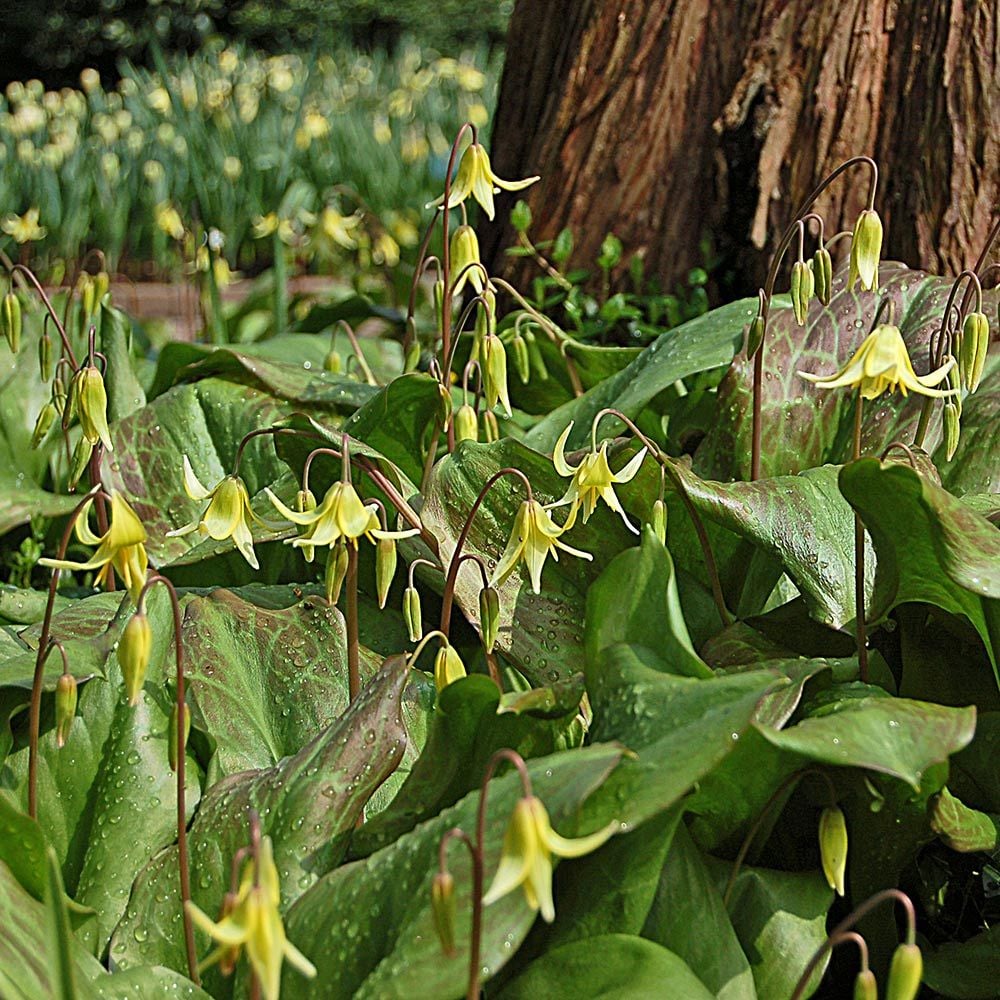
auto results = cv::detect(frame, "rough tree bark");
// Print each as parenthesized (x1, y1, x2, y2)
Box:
(480, 0, 1000, 296)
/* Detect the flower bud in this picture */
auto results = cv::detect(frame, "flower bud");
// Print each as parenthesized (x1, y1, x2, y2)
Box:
(2, 291, 21, 354)
(403, 586, 422, 643)
(68, 436, 94, 490)
(323, 348, 342, 374)
(848, 209, 883, 292)
(450, 224, 484, 296)
(454, 403, 478, 443)
(78, 273, 97, 319)
(433, 279, 445, 328)
(404, 338, 421, 373)
(38, 332, 53, 382)
(791, 260, 813, 326)
(168, 702, 191, 772)
(296, 488, 317, 513)
(73, 364, 114, 452)
(434, 641, 467, 691)
(854, 969, 877, 1000)
(524, 329, 548, 382)
(431, 871, 457, 957)
(818, 805, 848, 896)
(813, 246, 833, 306)
(375, 537, 397, 610)
(55, 673, 77, 749)
(437, 382, 453, 427)
(482, 334, 511, 417)
(325, 540, 349, 605)
(746, 314, 766, 359)
(943, 402, 960, 462)
(479, 586, 500, 654)
(52, 376, 67, 417)
(475, 287, 497, 341)
(510, 199, 532, 234)
(886, 943, 922, 1000)
(481, 409, 500, 443)
(511, 333, 530, 384)
(30, 402, 57, 449)
(651, 499, 667, 545)
(118, 611, 152, 706)
(94, 271, 110, 304)
(960, 311, 989, 393)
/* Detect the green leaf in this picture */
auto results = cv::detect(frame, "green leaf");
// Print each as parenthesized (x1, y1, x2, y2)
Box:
(923, 924, 1000, 999)
(497, 934, 715, 1000)
(421, 439, 634, 685)
(45, 847, 79, 1000)
(92, 967, 213, 999)
(934, 356, 1000, 494)
(586, 528, 712, 679)
(525, 297, 753, 453)
(839, 457, 1000, 673)
(100, 304, 146, 423)
(282, 745, 624, 998)
(111, 655, 413, 979)
(929, 786, 999, 852)
(642, 825, 757, 1000)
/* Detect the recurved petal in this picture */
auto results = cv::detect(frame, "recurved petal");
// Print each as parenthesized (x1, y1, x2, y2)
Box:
(38, 553, 110, 573)
(73, 500, 103, 545)
(181, 455, 211, 501)
(185, 901, 249, 948)
(529, 845, 555, 923)
(552, 422, 577, 477)
(231, 515, 259, 570)
(482, 849, 531, 908)
(265, 487, 319, 526)
(165, 519, 200, 538)
(611, 446, 648, 484)
(541, 818, 618, 859)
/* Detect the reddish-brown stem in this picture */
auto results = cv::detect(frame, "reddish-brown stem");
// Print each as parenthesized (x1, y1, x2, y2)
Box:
(140, 573, 200, 985)
(853, 388, 869, 683)
(9, 264, 79, 369)
(439, 123, 476, 369)
(789, 889, 917, 1000)
(28, 486, 101, 818)
(751, 156, 879, 480)
(438, 827, 479, 970)
(457, 553, 502, 689)
(439, 469, 533, 637)
(346, 544, 360, 702)
(232, 425, 310, 475)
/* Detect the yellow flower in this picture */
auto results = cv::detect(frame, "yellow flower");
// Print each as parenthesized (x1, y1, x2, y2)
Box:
(154, 202, 185, 241)
(186, 836, 316, 1000)
(492, 499, 592, 595)
(427, 143, 539, 221)
(847, 209, 883, 292)
(40, 491, 148, 602)
(434, 640, 467, 691)
(2, 207, 46, 243)
(319, 206, 360, 250)
(798, 324, 958, 400)
(267, 481, 418, 552)
(483, 795, 616, 923)
(166, 457, 263, 569)
(551, 422, 646, 532)
(71, 364, 114, 452)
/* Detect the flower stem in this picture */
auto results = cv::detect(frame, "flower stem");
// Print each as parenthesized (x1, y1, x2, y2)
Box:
(789, 889, 916, 1000)
(853, 388, 869, 683)
(439, 469, 533, 637)
(750, 156, 878, 480)
(346, 544, 360, 703)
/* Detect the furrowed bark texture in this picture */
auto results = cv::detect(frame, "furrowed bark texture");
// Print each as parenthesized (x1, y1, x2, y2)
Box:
(481, 0, 1000, 295)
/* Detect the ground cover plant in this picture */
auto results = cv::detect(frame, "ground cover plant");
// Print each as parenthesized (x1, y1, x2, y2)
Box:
(0, 99, 999, 1000)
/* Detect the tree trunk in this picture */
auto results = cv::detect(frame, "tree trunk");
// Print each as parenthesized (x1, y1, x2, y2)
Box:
(481, 0, 1000, 297)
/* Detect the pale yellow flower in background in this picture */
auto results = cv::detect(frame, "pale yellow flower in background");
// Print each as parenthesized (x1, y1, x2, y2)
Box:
(798, 323, 959, 400)
(483, 795, 617, 923)
(2, 207, 46, 243)
(551, 422, 646, 532)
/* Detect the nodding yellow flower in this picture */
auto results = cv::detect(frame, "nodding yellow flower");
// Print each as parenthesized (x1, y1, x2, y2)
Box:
(483, 795, 617, 923)
(798, 323, 959, 400)
(166, 457, 264, 570)
(40, 491, 148, 602)
(551, 422, 646, 532)
(154, 202, 185, 241)
(186, 836, 316, 1000)
(426, 142, 539, 221)
(266, 481, 419, 552)
(848, 209, 883, 292)
(492, 499, 592, 596)
(2, 207, 46, 243)
(319, 206, 361, 250)
(450, 224, 485, 297)
(71, 364, 114, 452)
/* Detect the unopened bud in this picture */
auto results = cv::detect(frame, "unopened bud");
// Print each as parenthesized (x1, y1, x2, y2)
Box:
(854, 969, 877, 1000)
(454, 403, 478, 443)
(78, 273, 96, 319)
(93, 271, 110, 304)
(437, 382, 453, 427)
(524, 329, 548, 381)
(404, 318, 420, 373)
(30, 402, 57, 449)
(433, 280, 445, 328)
(481, 409, 500, 443)
(813, 246, 833, 306)
(73, 364, 113, 452)
(482, 334, 511, 417)
(818, 805, 848, 897)
(479, 586, 500, 653)
(68, 436, 94, 490)
(403, 586, 422, 643)
(323, 348, 342, 374)
(375, 537, 397, 610)
(960, 311, 989, 393)
(510, 199, 532, 234)
(848, 209, 883, 292)
(168, 702, 191, 772)
(434, 641, 467, 691)
(746, 314, 766, 359)
(325, 541, 350, 605)
(38, 332, 53, 381)
(511, 333, 530, 383)
(431, 871, 456, 957)
(296, 488, 317, 513)
(52, 376, 67, 417)
(119, 612, 152, 706)
(943, 402, 960, 462)
(651, 499, 667, 545)
(2, 291, 21, 353)
(791, 260, 813, 326)
(55, 673, 77, 749)
(886, 943, 922, 1000)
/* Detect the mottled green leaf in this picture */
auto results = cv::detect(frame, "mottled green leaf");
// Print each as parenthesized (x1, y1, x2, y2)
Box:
(929, 787, 999, 852)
